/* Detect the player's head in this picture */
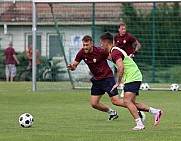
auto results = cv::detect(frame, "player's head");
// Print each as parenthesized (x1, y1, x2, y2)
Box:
(100, 32, 113, 51)
(118, 22, 127, 36)
(82, 35, 93, 53)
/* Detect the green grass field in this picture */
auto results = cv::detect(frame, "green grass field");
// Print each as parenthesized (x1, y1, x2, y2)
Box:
(0, 82, 181, 141)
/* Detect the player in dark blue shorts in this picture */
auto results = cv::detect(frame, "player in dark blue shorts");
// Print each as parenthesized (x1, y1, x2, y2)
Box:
(68, 35, 121, 121)
(100, 32, 163, 130)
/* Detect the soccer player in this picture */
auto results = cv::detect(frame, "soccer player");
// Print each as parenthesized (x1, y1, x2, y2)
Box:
(67, 35, 119, 121)
(114, 22, 141, 59)
(100, 32, 163, 130)
(114, 22, 141, 97)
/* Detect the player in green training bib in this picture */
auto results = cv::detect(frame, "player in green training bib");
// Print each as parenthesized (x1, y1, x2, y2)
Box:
(100, 32, 163, 130)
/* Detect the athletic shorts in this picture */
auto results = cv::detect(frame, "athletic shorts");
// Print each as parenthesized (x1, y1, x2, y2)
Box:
(124, 81, 141, 96)
(90, 77, 118, 97)
(5, 64, 17, 77)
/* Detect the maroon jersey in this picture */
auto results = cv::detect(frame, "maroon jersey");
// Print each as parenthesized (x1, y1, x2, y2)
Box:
(4, 47, 16, 64)
(114, 32, 136, 55)
(111, 48, 124, 64)
(75, 46, 113, 80)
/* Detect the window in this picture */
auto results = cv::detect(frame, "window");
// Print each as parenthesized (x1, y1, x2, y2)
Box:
(48, 35, 63, 57)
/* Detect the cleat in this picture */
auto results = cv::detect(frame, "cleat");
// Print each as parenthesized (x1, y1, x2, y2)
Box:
(132, 125, 145, 131)
(138, 111, 146, 121)
(107, 112, 118, 121)
(154, 110, 163, 126)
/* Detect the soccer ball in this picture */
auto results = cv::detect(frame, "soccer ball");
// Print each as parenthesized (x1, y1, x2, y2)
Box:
(170, 84, 179, 91)
(19, 113, 34, 128)
(140, 83, 149, 90)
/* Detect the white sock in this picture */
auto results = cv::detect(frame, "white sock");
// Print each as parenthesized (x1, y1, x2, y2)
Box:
(120, 90, 124, 97)
(135, 118, 144, 126)
(149, 107, 159, 114)
(107, 108, 115, 115)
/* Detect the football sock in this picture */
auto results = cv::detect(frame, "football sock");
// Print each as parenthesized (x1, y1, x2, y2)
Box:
(135, 118, 144, 126)
(107, 108, 115, 115)
(149, 107, 159, 114)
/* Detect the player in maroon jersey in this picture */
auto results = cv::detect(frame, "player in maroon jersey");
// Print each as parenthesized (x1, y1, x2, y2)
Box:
(67, 35, 119, 121)
(114, 22, 141, 59)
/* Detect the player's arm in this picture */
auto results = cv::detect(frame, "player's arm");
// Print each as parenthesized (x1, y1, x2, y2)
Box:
(116, 58, 124, 84)
(129, 40, 141, 59)
(67, 61, 79, 71)
(134, 40, 141, 53)
(110, 58, 124, 92)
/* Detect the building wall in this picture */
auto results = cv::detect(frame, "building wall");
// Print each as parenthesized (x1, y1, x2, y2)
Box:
(0, 25, 94, 80)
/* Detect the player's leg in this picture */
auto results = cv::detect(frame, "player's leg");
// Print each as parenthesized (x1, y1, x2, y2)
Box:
(104, 77, 145, 121)
(90, 95, 108, 112)
(124, 92, 145, 130)
(123, 81, 145, 130)
(124, 81, 163, 127)
(90, 95, 118, 121)
(135, 101, 163, 126)
(90, 78, 118, 121)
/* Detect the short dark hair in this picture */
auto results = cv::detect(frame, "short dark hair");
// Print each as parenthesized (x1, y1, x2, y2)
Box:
(82, 35, 92, 42)
(100, 32, 113, 43)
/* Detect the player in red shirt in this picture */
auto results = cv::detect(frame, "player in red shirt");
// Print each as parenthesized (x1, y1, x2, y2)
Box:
(114, 22, 141, 97)
(114, 22, 141, 58)
(67, 35, 120, 121)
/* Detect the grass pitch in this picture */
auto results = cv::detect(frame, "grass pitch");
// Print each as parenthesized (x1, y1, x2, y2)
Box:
(0, 82, 181, 141)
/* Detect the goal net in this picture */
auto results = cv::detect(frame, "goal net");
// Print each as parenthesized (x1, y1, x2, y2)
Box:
(32, 0, 181, 91)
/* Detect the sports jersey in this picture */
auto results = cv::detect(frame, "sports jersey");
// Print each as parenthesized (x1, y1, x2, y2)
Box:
(111, 47, 142, 84)
(75, 46, 113, 80)
(114, 32, 136, 55)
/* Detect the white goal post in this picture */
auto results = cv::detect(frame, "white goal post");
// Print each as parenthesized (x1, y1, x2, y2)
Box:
(32, 0, 181, 91)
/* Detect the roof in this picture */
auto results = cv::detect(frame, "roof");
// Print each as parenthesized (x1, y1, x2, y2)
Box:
(0, 1, 158, 25)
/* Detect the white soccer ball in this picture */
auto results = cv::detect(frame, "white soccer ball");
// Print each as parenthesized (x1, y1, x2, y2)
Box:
(19, 113, 34, 128)
(170, 84, 179, 91)
(140, 83, 150, 90)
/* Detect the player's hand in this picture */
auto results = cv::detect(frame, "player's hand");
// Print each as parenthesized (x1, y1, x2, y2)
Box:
(110, 82, 120, 93)
(67, 64, 75, 71)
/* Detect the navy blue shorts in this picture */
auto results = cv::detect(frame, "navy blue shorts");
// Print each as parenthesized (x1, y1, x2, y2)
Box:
(90, 77, 118, 97)
(124, 81, 141, 95)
